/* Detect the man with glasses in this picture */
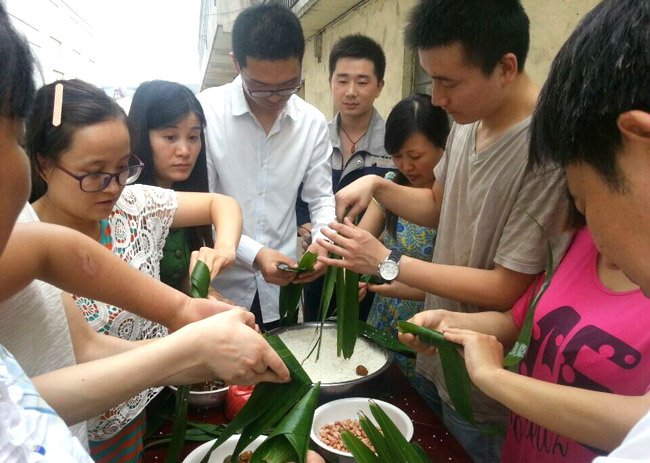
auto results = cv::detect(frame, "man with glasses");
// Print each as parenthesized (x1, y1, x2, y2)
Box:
(197, 3, 335, 330)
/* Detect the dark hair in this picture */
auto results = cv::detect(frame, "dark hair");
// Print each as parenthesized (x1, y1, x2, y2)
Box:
(129, 80, 213, 250)
(232, 3, 304, 67)
(26, 79, 127, 202)
(405, 0, 530, 75)
(529, 0, 650, 191)
(384, 94, 450, 237)
(329, 34, 386, 81)
(0, 4, 36, 118)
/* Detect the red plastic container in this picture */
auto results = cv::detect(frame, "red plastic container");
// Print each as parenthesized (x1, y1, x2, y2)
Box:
(225, 385, 255, 421)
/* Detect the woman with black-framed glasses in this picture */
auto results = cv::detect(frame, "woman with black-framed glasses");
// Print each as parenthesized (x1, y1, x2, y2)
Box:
(26, 78, 244, 463)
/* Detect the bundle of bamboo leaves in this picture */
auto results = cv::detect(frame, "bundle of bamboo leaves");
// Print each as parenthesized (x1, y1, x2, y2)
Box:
(200, 336, 320, 463)
(341, 400, 431, 463)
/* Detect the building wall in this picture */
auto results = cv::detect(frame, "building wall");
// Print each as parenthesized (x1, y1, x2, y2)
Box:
(300, 0, 600, 119)
(5, 0, 97, 85)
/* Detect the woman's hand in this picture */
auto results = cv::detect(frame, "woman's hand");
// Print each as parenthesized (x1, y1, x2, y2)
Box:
(359, 282, 368, 302)
(442, 328, 504, 390)
(190, 245, 236, 280)
(188, 308, 291, 385)
(335, 175, 380, 221)
(397, 310, 456, 355)
(317, 218, 390, 275)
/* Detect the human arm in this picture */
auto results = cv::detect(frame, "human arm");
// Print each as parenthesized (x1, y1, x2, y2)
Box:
(335, 176, 444, 229)
(357, 198, 386, 238)
(397, 308, 520, 355)
(173, 192, 243, 279)
(294, 115, 335, 282)
(0, 223, 234, 331)
(443, 328, 650, 452)
(62, 293, 149, 363)
(307, 450, 325, 463)
(32, 309, 290, 425)
(318, 219, 536, 310)
(365, 280, 427, 301)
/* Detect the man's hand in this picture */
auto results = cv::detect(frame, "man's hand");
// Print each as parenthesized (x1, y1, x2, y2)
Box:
(254, 247, 298, 286)
(442, 328, 505, 389)
(316, 218, 390, 275)
(367, 280, 426, 301)
(294, 241, 328, 284)
(190, 245, 236, 281)
(189, 309, 291, 385)
(335, 175, 380, 221)
(397, 310, 457, 355)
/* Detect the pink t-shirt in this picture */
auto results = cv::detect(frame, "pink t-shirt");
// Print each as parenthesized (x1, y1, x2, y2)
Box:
(502, 227, 650, 463)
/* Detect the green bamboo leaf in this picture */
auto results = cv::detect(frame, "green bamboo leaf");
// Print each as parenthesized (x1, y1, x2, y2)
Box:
(297, 251, 318, 271)
(358, 413, 395, 462)
(201, 336, 312, 463)
(335, 266, 346, 357)
(503, 241, 554, 369)
(189, 260, 211, 299)
(167, 261, 212, 463)
(504, 208, 556, 369)
(397, 321, 461, 349)
(251, 383, 321, 463)
(340, 430, 381, 463)
(410, 442, 431, 462)
(340, 269, 360, 359)
(279, 283, 303, 326)
(397, 321, 474, 424)
(314, 258, 339, 361)
(438, 346, 475, 424)
(358, 321, 415, 357)
(369, 401, 425, 463)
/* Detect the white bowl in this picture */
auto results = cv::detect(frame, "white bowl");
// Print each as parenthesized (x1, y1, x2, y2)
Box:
(182, 434, 267, 463)
(168, 384, 228, 408)
(310, 397, 414, 463)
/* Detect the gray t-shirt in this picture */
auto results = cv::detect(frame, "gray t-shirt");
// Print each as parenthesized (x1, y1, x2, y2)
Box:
(417, 117, 571, 423)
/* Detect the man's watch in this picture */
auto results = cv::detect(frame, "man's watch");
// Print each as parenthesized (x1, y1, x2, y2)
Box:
(378, 249, 402, 283)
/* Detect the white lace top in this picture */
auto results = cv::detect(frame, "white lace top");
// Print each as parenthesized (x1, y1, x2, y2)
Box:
(72, 184, 177, 440)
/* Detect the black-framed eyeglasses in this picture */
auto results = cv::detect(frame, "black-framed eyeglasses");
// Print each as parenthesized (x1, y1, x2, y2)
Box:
(240, 69, 302, 98)
(54, 154, 144, 192)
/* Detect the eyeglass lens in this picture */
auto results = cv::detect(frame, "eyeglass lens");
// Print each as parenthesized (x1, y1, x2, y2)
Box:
(81, 165, 143, 192)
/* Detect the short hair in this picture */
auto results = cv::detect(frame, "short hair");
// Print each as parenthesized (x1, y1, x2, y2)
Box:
(129, 80, 214, 250)
(232, 3, 304, 67)
(384, 93, 450, 237)
(0, 3, 36, 118)
(405, 0, 530, 75)
(329, 34, 386, 81)
(529, 0, 650, 190)
(26, 79, 127, 202)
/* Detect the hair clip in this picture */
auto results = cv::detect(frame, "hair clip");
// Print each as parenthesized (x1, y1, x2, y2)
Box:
(52, 83, 63, 127)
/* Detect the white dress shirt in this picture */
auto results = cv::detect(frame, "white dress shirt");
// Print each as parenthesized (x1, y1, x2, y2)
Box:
(198, 76, 335, 323)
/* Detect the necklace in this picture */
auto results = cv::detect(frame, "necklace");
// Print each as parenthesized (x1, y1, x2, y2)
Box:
(340, 124, 369, 155)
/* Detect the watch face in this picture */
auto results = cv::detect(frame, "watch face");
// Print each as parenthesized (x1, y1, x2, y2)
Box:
(379, 260, 399, 280)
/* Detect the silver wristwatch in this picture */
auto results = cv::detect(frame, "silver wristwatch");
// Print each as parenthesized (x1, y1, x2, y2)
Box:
(378, 249, 402, 282)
